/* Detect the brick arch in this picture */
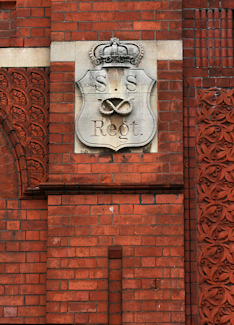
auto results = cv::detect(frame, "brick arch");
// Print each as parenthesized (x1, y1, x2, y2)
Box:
(0, 111, 28, 197)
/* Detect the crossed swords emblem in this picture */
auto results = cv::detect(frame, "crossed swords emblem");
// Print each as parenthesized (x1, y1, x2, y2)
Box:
(99, 97, 133, 116)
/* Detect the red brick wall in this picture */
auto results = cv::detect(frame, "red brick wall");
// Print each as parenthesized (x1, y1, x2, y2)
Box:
(49, 0, 184, 187)
(0, 116, 47, 323)
(46, 193, 184, 324)
(0, 0, 187, 323)
(0, 197, 47, 323)
(0, 128, 18, 199)
(51, 0, 182, 42)
(48, 1, 184, 321)
(0, 1, 16, 39)
(0, 0, 51, 47)
(0, 115, 47, 323)
(49, 60, 183, 186)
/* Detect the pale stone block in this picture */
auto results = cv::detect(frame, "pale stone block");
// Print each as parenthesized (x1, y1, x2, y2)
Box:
(74, 40, 158, 153)
(0, 48, 50, 67)
(50, 42, 76, 62)
(77, 68, 156, 151)
(156, 40, 183, 61)
(49, 39, 183, 153)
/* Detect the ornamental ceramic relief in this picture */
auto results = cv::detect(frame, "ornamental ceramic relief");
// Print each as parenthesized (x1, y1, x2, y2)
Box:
(75, 38, 157, 151)
(0, 68, 49, 188)
(196, 88, 234, 325)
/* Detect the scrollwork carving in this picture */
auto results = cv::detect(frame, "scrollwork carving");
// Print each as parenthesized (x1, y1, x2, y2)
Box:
(0, 73, 8, 88)
(0, 91, 8, 106)
(12, 72, 27, 87)
(197, 88, 234, 324)
(28, 158, 44, 174)
(11, 106, 27, 122)
(199, 244, 234, 284)
(11, 89, 27, 105)
(199, 285, 234, 325)
(31, 72, 46, 87)
(0, 68, 49, 189)
(29, 106, 46, 122)
(30, 89, 45, 105)
(13, 123, 27, 141)
(27, 157, 48, 188)
(30, 123, 46, 138)
(30, 140, 47, 156)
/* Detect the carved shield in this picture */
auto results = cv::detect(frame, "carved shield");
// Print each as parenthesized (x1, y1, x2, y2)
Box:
(76, 67, 156, 151)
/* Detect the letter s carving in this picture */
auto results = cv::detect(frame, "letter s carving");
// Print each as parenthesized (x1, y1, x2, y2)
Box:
(95, 75, 107, 92)
(126, 75, 137, 91)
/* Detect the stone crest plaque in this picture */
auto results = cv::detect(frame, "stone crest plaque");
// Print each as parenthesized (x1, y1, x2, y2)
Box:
(76, 38, 157, 151)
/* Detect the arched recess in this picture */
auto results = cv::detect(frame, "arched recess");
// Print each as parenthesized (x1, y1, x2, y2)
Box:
(0, 111, 29, 197)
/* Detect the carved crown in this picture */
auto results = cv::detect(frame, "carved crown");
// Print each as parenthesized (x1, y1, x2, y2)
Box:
(89, 38, 144, 68)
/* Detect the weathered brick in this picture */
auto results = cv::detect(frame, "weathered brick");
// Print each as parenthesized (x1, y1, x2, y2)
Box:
(0, 1, 187, 323)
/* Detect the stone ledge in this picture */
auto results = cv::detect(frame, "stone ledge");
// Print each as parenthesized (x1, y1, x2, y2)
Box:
(50, 40, 183, 63)
(31, 182, 184, 196)
(0, 48, 50, 67)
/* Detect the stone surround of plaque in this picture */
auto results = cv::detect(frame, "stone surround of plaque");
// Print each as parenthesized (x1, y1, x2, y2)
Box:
(75, 38, 158, 152)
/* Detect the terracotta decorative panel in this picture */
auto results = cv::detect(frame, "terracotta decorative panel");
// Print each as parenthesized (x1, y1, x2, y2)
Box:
(0, 68, 49, 188)
(196, 88, 234, 325)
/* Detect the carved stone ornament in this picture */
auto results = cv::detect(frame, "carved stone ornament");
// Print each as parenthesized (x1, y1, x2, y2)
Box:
(76, 38, 157, 151)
